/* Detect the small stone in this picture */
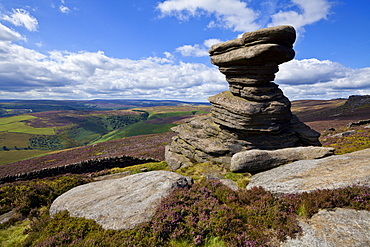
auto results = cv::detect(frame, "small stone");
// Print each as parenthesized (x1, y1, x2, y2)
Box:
(331, 130, 357, 138)
(219, 179, 239, 191)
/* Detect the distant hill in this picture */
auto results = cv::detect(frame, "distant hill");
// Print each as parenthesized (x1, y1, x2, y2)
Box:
(0, 99, 210, 116)
(2, 95, 370, 178)
(0, 104, 211, 166)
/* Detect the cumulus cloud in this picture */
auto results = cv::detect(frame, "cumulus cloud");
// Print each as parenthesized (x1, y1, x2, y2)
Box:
(157, 0, 332, 33)
(176, 38, 222, 57)
(269, 0, 331, 30)
(0, 23, 24, 41)
(276, 59, 370, 100)
(277, 59, 349, 85)
(0, 35, 369, 101)
(2, 9, 38, 32)
(0, 40, 226, 101)
(156, 0, 259, 32)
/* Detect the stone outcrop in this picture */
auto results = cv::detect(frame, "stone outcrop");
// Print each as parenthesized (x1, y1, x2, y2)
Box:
(281, 208, 370, 247)
(230, 146, 335, 172)
(246, 148, 370, 194)
(166, 25, 321, 170)
(50, 171, 189, 230)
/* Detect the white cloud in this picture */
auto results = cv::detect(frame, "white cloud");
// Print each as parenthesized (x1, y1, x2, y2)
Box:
(0, 40, 226, 101)
(269, 0, 331, 30)
(276, 59, 370, 100)
(176, 44, 208, 57)
(157, 0, 332, 33)
(2, 9, 38, 32)
(156, 0, 259, 32)
(277, 59, 349, 85)
(1, 38, 369, 102)
(59, 5, 71, 14)
(204, 38, 222, 48)
(0, 23, 24, 41)
(176, 38, 223, 57)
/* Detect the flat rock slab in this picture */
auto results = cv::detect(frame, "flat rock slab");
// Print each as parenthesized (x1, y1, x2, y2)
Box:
(50, 171, 189, 230)
(247, 148, 370, 194)
(282, 208, 370, 247)
(231, 146, 334, 172)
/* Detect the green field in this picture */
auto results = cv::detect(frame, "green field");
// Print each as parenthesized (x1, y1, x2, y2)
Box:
(0, 106, 210, 166)
(147, 110, 203, 120)
(93, 122, 176, 144)
(0, 115, 55, 135)
(0, 149, 51, 166)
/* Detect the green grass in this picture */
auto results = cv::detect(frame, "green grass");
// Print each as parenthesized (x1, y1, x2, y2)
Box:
(0, 115, 54, 135)
(0, 220, 29, 246)
(93, 122, 176, 144)
(109, 161, 169, 175)
(148, 111, 200, 120)
(0, 150, 51, 166)
(0, 115, 37, 125)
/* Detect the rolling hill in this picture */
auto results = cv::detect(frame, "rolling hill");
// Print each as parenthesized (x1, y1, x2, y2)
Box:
(1, 95, 370, 178)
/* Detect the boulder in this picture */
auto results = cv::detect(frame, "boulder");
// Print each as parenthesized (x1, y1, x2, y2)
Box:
(50, 171, 189, 230)
(281, 208, 370, 247)
(246, 148, 370, 194)
(231, 146, 335, 172)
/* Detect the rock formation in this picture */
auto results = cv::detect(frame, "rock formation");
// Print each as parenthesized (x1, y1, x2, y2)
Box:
(166, 25, 321, 170)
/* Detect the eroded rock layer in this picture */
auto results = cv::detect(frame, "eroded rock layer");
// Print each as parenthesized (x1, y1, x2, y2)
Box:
(165, 26, 321, 171)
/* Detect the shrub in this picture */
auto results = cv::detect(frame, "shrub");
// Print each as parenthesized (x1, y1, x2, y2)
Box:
(0, 175, 89, 217)
(4, 176, 369, 247)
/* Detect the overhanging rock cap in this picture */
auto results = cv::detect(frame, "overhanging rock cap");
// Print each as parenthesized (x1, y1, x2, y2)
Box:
(209, 25, 296, 56)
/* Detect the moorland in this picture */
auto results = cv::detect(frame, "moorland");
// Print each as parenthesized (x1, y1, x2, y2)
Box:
(1, 96, 370, 246)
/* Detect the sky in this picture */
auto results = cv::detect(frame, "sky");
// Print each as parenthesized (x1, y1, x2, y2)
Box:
(0, 0, 369, 102)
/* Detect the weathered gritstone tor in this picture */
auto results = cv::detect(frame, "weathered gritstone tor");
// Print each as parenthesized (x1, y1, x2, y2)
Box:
(165, 26, 321, 171)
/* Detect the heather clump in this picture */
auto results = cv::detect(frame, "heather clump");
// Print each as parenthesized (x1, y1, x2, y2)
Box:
(0, 175, 89, 218)
(147, 180, 300, 246)
(322, 129, 370, 154)
(292, 186, 370, 217)
(3, 176, 370, 246)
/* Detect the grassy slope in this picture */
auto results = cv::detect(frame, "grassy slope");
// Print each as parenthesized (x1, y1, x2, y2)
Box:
(0, 115, 54, 135)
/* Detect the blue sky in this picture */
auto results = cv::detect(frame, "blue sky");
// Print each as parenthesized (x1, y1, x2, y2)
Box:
(0, 0, 369, 101)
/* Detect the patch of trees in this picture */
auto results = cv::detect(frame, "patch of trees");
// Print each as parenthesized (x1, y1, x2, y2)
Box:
(104, 112, 149, 131)
(29, 135, 63, 149)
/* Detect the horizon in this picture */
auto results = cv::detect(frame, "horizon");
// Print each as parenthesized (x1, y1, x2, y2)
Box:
(0, 0, 369, 102)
